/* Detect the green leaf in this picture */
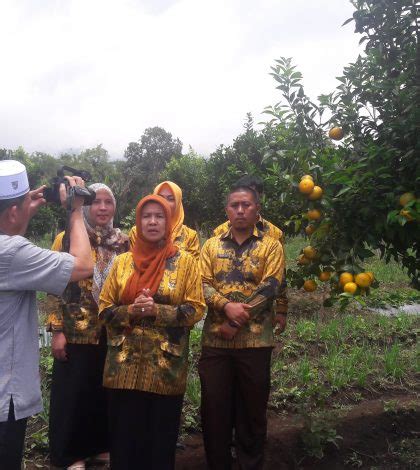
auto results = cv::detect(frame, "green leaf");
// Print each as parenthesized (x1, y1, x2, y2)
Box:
(334, 187, 351, 198)
(356, 247, 375, 259)
(341, 17, 354, 26)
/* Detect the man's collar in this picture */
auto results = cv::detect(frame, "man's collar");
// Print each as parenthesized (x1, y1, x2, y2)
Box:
(221, 225, 263, 241)
(256, 215, 264, 230)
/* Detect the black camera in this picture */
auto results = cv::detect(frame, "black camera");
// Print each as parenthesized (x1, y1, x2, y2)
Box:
(44, 166, 96, 205)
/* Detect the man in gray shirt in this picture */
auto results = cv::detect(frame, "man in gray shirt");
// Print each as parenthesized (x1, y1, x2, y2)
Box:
(0, 160, 94, 469)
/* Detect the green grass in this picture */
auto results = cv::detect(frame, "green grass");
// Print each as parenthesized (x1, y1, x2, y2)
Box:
(284, 235, 306, 265)
(383, 343, 405, 379)
(366, 287, 420, 308)
(363, 255, 411, 284)
(269, 312, 419, 413)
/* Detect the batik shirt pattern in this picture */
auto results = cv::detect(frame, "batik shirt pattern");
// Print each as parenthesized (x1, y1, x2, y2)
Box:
(99, 251, 205, 395)
(213, 217, 288, 315)
(45, 232, 107, 344)
(200, 227, 284, 349)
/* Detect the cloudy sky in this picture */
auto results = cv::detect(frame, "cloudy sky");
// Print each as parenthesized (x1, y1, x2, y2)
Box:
(0, 0, 360, 158)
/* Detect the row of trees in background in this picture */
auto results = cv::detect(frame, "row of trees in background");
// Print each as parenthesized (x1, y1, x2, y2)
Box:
(0, 116, 268, 236)
(1, 0, 419, 298)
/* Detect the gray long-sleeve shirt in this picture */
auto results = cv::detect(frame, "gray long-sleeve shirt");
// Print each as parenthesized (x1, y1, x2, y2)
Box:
(0, 234, 74, 421)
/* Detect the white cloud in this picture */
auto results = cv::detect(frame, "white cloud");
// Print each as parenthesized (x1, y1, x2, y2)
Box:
(0, 0, 360, 158)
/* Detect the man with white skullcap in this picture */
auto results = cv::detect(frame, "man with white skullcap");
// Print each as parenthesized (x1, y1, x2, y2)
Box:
(0, 160, 94, 469)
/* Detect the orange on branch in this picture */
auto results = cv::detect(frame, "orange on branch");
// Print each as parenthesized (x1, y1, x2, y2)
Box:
(366, 272, 374, 282)
(298, 254, 311, 265)
(307, 209, 322, 221)
(301, 174, 314, 181)
(339, 272, 354, 287)
(355, 273, 372, 288)
(318, 271, 332, 282)
(400, 209, 414, 221)
(399, 192, 415, 207)
(303, 280, 317, 292)
(308, 186, 323, 201)
(305, 224, 316, 236)
(329, 127, 344, 140)
(303, 246, 317, 260)
(343, 282, 358, 294)
(299, 178, 315, 194)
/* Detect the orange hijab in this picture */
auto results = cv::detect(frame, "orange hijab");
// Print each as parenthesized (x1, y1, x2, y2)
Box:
(120, 195, 178, 305)
(153, 181, 184, 241)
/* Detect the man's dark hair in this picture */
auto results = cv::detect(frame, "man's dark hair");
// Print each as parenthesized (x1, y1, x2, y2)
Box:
(0, 194, 26, 216)
(226, 186, 259, 205)
(233, 175, 264, 195)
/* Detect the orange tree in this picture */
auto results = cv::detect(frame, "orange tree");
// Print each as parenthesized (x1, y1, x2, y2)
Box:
(262, 0, 419, 306)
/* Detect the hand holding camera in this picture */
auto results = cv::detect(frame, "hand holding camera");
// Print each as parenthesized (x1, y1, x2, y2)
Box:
(44, 166, 96, 207)
(59, 175, 87, 210)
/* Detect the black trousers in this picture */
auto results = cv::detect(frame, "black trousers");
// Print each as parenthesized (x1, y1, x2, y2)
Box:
(0, 398, 28, 470)
(107, 388, 184, 470)
(49, 339, 108, 467)
(198, 347, 272, 470)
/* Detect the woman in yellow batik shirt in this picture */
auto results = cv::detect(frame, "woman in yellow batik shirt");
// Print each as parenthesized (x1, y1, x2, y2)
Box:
(129, 180, 200, 258)
(99, 194, 205, 470)
(46, 183, 128, 469)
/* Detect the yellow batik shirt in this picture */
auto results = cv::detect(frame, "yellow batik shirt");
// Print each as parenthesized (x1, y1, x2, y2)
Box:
(200, 227, 285, 349)
(213, 217, 288, 315)
(129, 224, 200, 259)
(99, 250, 205, 395)
(213, 216, 284, 245)
(45, 232, 103, 344)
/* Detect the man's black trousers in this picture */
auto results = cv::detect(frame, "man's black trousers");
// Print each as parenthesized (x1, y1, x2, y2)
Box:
(199, 346, 272, 470)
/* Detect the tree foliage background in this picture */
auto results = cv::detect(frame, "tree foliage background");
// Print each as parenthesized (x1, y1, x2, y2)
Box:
(1, 0, 418, 292)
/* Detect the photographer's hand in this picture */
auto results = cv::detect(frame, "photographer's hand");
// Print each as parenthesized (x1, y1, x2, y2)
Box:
(28, 185, 46, 218)
(63, 175, 94, 282)
(59, 176, 86, 210)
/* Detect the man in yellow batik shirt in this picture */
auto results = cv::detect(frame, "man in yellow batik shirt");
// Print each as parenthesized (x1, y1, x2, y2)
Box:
(213, 174, 288, 325)
(199, 185, 285, 470)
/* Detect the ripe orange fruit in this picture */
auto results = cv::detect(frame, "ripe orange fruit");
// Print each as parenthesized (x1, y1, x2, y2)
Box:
(307, 209, 322, 221)
(355, 273, 372, 288)
(343, 282, 358, 294)
(400, 209, 414, 221)
(318, 271, 331, 282)
(303, 280, 317, 292)
(303, 246, 317, 260)
(399, 192, 415, 207)
(299, 178, 315, 194)
(339, 272, 354, 287)
(329, 127, 344, 140)
(301, 174, 314, 181)
(366, 272, 374, 282)
(298, 254, 311, 265)
(308, 186, 323, 201)
(305, 224, 316, 236)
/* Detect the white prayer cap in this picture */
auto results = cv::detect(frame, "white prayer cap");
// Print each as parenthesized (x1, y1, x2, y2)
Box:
(0, 160, 30, 200)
